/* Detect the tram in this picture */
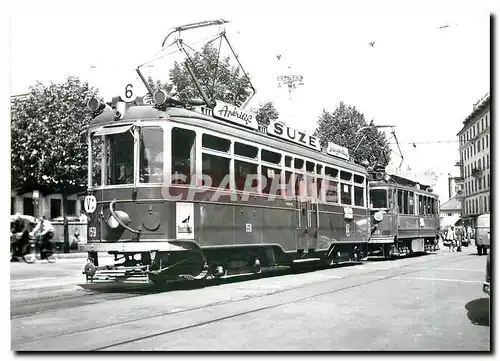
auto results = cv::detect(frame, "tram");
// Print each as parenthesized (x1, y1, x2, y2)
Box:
(367, 165, 440, 259)
(80, 20, 372, 286)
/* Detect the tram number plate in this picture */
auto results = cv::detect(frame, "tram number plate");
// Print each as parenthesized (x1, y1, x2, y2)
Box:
(89, 227, 97, 238)
(245, 223, 252, 233)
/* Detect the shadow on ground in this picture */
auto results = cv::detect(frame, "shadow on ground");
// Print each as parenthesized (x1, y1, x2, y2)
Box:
(465, 298, 490, 326)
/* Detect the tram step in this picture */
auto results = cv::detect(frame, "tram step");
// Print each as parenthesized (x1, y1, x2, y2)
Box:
(293, 258, 321, 263)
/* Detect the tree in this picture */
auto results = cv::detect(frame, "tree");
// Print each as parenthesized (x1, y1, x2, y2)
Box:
(11, 77, 98, 252)
(313, 102, 391, 167)
(252, 102, 280, 127)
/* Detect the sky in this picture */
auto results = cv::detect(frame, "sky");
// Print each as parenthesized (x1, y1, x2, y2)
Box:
(5, 0, 494, 203)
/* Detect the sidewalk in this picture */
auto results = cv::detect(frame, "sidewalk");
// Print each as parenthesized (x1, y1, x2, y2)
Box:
(55, 251, 88, 259)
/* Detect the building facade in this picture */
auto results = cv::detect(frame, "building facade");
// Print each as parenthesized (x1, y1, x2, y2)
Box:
(456, 92, 491, 227)
(439, 195, 462, 229)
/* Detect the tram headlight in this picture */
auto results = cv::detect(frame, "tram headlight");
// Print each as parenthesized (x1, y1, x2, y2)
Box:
(87, 97, 106, 112)
(107, 211, 130, 229)
(373, 211, 384, 223)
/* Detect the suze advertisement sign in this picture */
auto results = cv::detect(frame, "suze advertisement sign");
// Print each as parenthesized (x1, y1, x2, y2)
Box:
(267, 121, 321, 151)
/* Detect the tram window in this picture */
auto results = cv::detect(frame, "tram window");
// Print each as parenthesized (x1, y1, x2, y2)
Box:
(202, 154, 230, 189)
(340, 171, 352, 181)
(403, 191, 409, 214)
(316, 164, 323, 174)
(306, 161, 315, 172)
(284, 171, 294, 197)
(106, 131, 134, 185)
(91, 136, 102, 186)
(235, 142, 258, 159)
(261, 165, 281, 195)
(340, 183, 352, 205)
(369, 189, 387, 209)
(325, 180, 339, 203)
(285, 156, 292, 168)
(408, 192, 415, 214)
(139, 127, 164, 184)
(261, 149, 281, 164)
(316, 177, 323, 201)
(235, 160, 258, 192)
(353, 174, 364, 184)
(171, 128, 195, 185)
(354, 186, 364, 207)
(307, 176, 319, 200)
(296, 174, 306, 199)
(294, 158, 304, 170)
(202, 134, 230, 153)
(325, 166, 338, 178)
(397, 190, 403, 213)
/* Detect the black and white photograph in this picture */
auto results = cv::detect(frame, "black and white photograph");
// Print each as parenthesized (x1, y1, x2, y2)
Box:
(5, 0, 493, 352)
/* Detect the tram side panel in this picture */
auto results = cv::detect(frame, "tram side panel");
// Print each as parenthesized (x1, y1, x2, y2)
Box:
(316, 205, 370, 249)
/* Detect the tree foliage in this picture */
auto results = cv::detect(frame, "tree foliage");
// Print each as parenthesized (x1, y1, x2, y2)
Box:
(148, 43, 252, 107)
(252, 102, 280, 127)
(11, 77, 98, 195)
(313, 102, 391, 167)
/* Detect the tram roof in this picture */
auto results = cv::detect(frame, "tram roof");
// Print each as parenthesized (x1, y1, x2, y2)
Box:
(369, 177, 438, 198)
(89, 105, 367, 174)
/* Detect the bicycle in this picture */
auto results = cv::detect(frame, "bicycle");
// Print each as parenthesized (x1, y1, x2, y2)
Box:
(21, 235, 57, 263)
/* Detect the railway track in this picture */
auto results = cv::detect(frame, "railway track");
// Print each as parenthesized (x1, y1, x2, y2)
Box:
(12, 252, 469, 351)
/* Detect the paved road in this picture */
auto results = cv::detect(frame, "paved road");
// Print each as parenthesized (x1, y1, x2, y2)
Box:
(11, 249, 490, 351)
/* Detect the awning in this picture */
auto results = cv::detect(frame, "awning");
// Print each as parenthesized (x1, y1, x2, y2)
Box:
(440, 215, 460, 228)
(93, 124, 134, 137)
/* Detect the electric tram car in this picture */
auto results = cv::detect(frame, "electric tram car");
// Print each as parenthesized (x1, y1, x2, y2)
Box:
(367, 166, 440, 259)
(80, 21, 372, 286)
(81, 100, 373, 285)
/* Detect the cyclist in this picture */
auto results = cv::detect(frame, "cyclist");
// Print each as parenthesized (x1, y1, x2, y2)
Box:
(32, 216, 55, 259)
(10, 213, 32, 261)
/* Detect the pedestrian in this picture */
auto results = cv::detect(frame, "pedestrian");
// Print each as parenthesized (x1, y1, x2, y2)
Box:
(456, 226, 463, 252)
(445, 226, 455, 252)
(466, 225, 473, 246)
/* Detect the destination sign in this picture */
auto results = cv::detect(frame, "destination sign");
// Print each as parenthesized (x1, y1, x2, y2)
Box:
(267, 121, 321, 151)
(213, 100, 258, 130)
(326, 142, 349, 160)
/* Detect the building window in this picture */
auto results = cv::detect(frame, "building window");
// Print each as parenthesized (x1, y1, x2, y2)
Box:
(486, 114, 488, 128)
(481, 118, 484, 131)
(50, 199, 62, 219)
(487, 154, 489, 168)
(66, 200, 77, 216)
(484, 197, 488, 213)
(488, 174, 490, 188)
(486, 134, 489, 148)
(475, 199, 478, 214)
(482, 137, 485, 150)
(23, 197, 34, 216)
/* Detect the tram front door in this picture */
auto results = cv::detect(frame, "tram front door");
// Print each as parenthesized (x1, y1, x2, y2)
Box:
(296, 200, 318, 252)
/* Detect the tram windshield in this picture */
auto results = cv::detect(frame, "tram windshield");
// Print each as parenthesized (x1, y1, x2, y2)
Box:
(106, 132, 135, 185)
(370, 189, 387, 209)
(90, 126, 164, 186)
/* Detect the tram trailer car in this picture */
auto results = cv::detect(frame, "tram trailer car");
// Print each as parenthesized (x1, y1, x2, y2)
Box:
(81, 99, 372, 286)
(367, 167, 440, 259)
